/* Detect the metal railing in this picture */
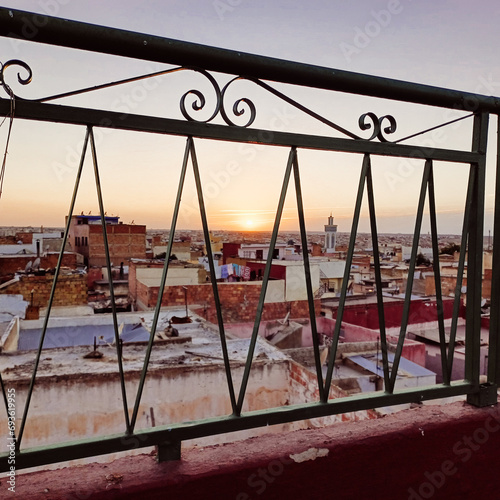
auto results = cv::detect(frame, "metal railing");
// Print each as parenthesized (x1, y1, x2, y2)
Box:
(0, 8, 499, 471)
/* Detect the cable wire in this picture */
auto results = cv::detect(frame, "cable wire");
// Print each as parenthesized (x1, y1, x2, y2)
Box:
(0, 94, 15, 200)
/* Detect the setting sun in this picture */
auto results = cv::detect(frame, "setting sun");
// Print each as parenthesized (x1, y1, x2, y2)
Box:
(245, 220, 254, 227)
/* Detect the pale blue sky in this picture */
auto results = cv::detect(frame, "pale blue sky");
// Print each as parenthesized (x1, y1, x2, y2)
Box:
(0, 0, 499, 233)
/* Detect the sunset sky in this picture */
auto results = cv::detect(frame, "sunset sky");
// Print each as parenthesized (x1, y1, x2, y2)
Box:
(0, 0, 499, 234)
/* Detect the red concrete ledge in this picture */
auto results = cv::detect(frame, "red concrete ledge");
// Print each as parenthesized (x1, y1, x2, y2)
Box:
(8, 401, 500, 499)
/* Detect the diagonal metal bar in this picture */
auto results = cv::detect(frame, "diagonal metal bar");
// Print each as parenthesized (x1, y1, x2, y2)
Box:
(292, 151, 325, 401)
(189, 138, 238, 414)
(16, 128, 90, 448)
(388, 161, 431, 393)
(365, 158, 391, 390)
(251, 79, 359, 139)
(324, 154, 369, 398)
(38, 67, 182, 103)
(89, 128, 131, 433)
(236, 148, 295, 414)
(427, 161, 449, 384)
(447, 167, 474, 381)
(393, 114, 474, 144)
(130, 137, 192, 430)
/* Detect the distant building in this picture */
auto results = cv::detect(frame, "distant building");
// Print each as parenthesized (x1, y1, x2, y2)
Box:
(318, 260, 346, 294)
(0, 230, 77, 283)
(238, 243, 286, 261)
(237, 243, 302, 261)
(208, 232, 223, 254)
(0, 230, 67, 257)
(67, 215, 146, 267)
(324, 214, 337, 253)
(151, 239, 192, 261)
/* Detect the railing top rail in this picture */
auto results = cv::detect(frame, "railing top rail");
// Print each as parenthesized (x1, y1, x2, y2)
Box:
(1, 7, 500, 114)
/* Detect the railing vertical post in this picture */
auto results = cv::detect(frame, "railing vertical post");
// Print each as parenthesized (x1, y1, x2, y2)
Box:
(488, 116, 500, 392)
(466, 113, 496, 407)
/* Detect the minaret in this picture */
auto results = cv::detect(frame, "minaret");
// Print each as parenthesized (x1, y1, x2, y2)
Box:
(324, 213, 337, 252)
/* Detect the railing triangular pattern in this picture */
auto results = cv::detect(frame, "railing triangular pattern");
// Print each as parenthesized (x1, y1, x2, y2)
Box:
(388, 159, 474, 392)
(130, 137, 238, 428)
(236, 148, 295, 414)
(292, 151, 326, 403)
(236, 147, 333, 412)
(324, 154, 370, 398)
(323, 156, 474, 397)
(14, 127, 134, 447)
(322, 154, 395, 397)
(446, 168, 472, 383)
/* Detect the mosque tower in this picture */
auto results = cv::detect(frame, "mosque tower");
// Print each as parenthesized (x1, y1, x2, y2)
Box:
(324, 213, 337, 253)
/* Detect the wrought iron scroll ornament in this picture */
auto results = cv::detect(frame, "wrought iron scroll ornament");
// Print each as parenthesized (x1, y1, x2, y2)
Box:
(0, 59, 32, 98)
(0, 58, 397, 141)
(358, 112, 397, 142)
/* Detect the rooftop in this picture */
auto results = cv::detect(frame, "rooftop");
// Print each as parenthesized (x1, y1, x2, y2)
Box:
(2, 310, 289, 382)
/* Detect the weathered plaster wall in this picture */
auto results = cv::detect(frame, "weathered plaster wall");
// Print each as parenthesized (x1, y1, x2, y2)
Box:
(2, 356, 375, 470)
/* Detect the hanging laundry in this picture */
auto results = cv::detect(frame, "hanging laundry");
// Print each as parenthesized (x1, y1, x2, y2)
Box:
(199, 256, 210, 271)
(243, 266, 251, 280)
(221, 265, 229, 279)
(215, 265, 222, 280)
(226, 263, 234, 276)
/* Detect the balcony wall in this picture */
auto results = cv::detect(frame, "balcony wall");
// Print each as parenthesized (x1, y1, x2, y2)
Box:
(14, 401, 500, 499)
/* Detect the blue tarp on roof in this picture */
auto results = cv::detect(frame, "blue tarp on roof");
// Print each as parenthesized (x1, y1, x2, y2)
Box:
(347, 352, 435, 378)
(18, 323, 149, 350)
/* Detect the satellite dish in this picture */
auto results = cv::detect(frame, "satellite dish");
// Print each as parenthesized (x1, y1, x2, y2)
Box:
(33, 257, 41, 270)
(25, 261, 33, 272)
(461, 286, 467, 294)
(481, 299, 487, 307)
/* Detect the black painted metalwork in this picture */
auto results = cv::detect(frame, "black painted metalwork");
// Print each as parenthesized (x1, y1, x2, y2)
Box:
(236, 148, 294, 413)
(89, 128, 132, 435)
(292, 151, 325, 401)
(324, 154, 369, 397)
(366, 157, 390, 389)
(0, 7, 497, 471)
(465, 113, 488, 393)
(489, 116, 500, 385)
(16, 129, 90, 449)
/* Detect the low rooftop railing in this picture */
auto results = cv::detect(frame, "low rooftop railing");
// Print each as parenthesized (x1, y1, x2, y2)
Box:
(0, 8, 499, 471)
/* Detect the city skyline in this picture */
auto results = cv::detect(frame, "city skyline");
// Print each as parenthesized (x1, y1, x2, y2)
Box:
(0, 1, 498, 234)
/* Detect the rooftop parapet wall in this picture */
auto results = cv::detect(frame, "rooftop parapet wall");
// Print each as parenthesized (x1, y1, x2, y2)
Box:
(0, 253, 78, 280)
(134, 280, 320, 323)
(0, 273, 87, 308)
